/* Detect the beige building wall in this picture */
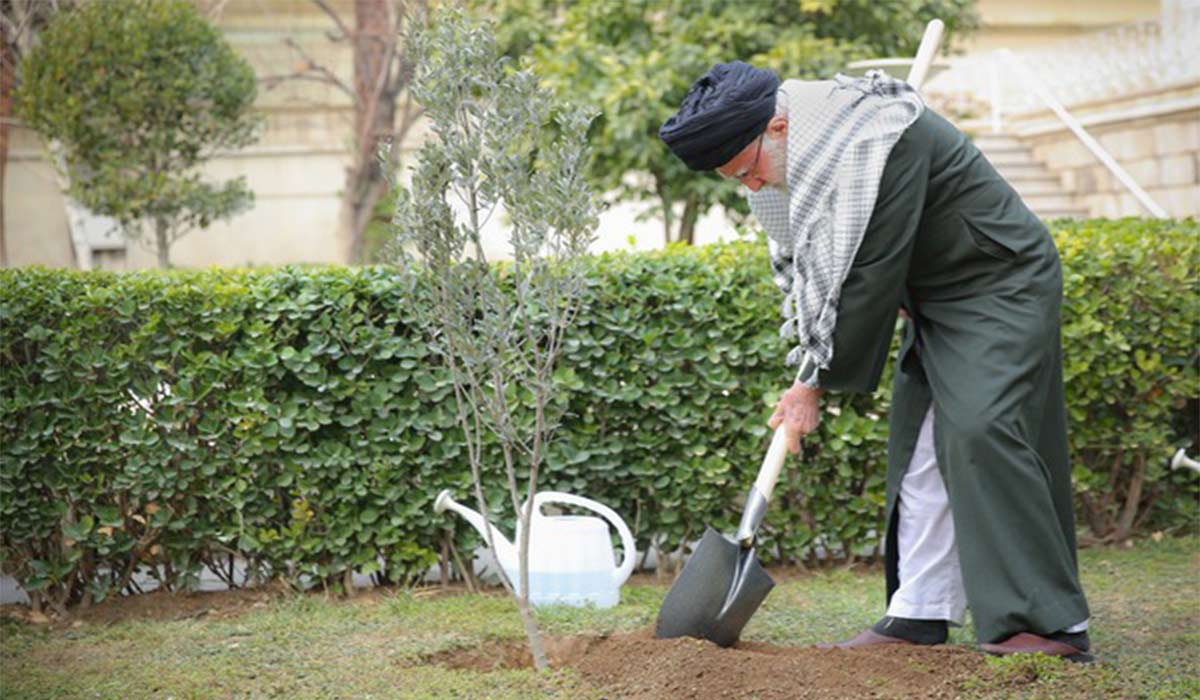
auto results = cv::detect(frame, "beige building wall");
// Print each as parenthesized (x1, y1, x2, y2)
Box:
(6, 131, 72, 268)
(962, 0, 1161, 52)
(6, 125, 350, 269)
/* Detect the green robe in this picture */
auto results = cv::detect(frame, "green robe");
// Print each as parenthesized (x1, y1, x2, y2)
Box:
(817, 109, 1090, 643)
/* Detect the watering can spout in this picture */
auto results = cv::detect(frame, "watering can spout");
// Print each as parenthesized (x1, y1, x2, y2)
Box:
(434, 489, 517, 570)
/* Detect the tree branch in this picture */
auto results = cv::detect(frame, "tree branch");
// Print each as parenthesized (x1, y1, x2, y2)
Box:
(204, 0, 233, 21)
(312, 0, 354, 42)
(259, 71, 351, 98)
(264, 37, 357, 103)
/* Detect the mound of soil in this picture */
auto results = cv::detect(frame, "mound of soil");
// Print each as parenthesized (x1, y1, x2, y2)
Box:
(425, 628, 987, 699)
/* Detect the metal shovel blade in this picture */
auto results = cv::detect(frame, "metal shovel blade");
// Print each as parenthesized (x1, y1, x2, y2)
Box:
(654, 527, 775, 647)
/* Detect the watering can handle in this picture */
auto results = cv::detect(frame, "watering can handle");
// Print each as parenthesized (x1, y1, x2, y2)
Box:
(531, 491, 637, 587)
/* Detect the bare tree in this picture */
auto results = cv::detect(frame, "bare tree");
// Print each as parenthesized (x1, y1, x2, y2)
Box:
(262, 0, 426, 264)
(388, 11, 599, 670)
(0, 0, 72, 267)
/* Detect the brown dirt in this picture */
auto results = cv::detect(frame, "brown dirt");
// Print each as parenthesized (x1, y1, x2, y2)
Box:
(0, 581, 470, 628)
(423, 628, 989, 700)
(0, 587, 283, 627)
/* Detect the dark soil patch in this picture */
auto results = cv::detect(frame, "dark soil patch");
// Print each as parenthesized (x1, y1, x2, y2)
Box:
(0, 582, 474, 629)
(1, 587, 279, 628)
(424, 628, 990, 699)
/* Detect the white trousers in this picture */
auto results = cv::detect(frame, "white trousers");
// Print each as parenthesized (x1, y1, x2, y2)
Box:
(885, 407, 1088, 633)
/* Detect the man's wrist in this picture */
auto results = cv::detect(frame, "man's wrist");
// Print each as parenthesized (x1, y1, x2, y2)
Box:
(793, 352, 818, 385)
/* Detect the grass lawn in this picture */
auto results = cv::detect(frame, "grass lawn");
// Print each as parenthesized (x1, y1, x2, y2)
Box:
(1, 537, 1196, 699)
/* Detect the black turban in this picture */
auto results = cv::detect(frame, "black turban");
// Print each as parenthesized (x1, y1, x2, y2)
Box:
(659, 61, 781, 171)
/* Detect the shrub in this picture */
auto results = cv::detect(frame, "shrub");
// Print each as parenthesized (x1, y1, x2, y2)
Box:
(1, 219, 1195, 611)
(1053, 218, 1199, 541)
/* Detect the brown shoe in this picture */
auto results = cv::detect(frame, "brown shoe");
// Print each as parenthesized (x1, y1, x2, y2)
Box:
(980, 632, 1095, 663)
(818, 628, 915, 649)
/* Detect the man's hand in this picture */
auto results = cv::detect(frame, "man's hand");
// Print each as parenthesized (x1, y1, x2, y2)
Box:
(769, 382, 825, 454)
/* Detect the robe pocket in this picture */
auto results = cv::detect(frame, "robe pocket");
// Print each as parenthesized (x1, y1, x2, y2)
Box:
(957, 211, 1019, 262)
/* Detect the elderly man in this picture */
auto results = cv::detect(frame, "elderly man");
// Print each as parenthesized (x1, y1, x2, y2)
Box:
(659, 62, 1092, 661)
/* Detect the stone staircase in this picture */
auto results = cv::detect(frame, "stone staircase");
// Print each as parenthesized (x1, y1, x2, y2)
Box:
(971, 133, 1089, 219)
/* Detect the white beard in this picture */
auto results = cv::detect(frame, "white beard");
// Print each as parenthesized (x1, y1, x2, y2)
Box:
(761, 136, 789, 190)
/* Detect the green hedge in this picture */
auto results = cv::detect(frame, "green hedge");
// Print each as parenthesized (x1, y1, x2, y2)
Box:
(1, 218, 1196, 610)
(1054, 219, 1199, 541)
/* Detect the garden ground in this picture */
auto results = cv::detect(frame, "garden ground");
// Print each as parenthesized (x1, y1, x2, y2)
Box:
(1, 536, 1196, 699)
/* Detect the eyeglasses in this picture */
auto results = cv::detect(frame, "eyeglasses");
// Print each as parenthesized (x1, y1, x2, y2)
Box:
(720, 134, 764, 182)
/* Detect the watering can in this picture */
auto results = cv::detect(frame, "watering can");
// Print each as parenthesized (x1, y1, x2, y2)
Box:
(434, 489, 636, 608)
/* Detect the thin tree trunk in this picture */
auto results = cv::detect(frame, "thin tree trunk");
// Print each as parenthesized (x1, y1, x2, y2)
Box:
(75, 551, 94, 611)
(439, 533, 450, 588)
(50, 590, 68, 618)
(654, 173, 674, 245)
(447, 534, 478, 593)
(516, 597, 549, 670)
(638, 545, 652, 571)
(1100, 447, 1124, 514)
(1113, 454, 1146, 542)
(1079, 491, 1110, 539)
(1131, 485, 1160, 533)
(155, 218, 170, 268)
(679, 191, 701, 245)
(342, 175, 390, 263)
(0, 34, 12, 267)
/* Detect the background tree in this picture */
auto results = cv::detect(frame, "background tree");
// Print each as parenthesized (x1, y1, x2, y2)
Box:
(262, 0, 427, 264)
(387, 10, 599, 670)
(0, 0, 73, 267)
(485, 0, 980, 245)
(16, 0, 261, 268)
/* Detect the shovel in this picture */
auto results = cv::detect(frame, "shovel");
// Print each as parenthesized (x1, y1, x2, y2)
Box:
(655, 423, 791, 647)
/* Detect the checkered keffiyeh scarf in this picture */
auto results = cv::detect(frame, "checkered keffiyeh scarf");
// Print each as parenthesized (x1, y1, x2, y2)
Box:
(748, 71, 924, 386)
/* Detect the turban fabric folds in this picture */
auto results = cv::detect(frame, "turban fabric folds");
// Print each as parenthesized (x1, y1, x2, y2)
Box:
(659, 61, 781, 171)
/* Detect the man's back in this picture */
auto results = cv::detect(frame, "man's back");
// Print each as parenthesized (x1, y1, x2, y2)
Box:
(884, 109, 1059, 301)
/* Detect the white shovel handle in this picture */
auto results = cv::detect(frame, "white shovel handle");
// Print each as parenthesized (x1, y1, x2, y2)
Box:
(906, 19, 945, 92)
(734, 424, 793, 546)
(753, 424, 791, 502)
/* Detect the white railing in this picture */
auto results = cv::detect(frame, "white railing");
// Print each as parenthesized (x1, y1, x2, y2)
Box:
(994, 49, 1168, 218)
